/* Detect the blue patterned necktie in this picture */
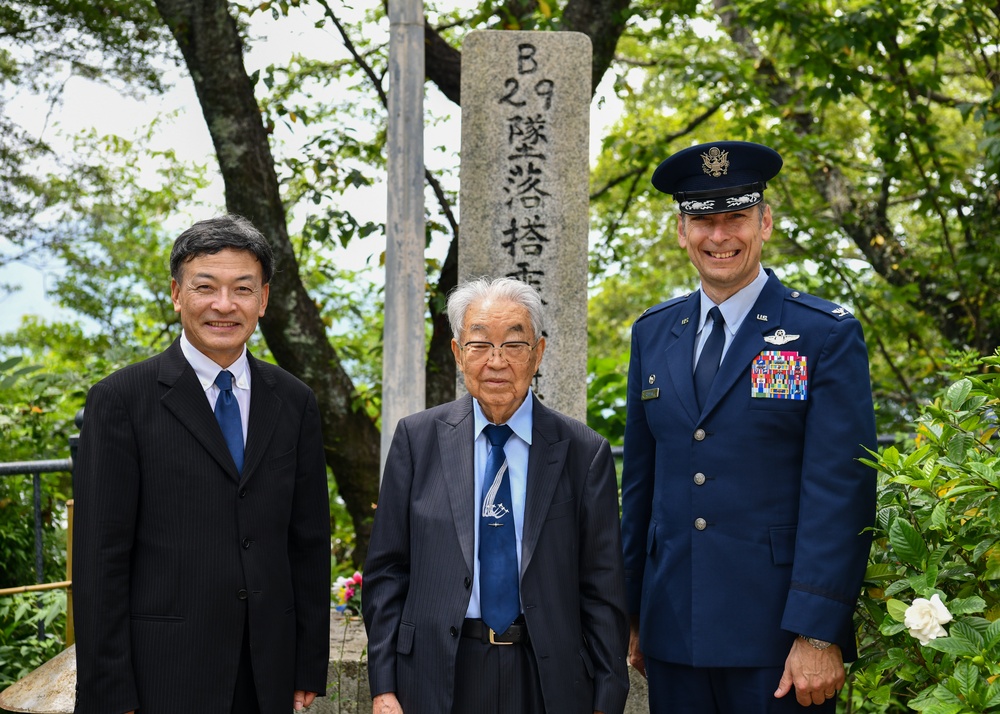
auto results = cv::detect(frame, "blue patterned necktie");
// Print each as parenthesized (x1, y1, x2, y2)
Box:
(214, 370, 244, 473)
(479, 423, 519, 634)
(694, 306, 726, 409)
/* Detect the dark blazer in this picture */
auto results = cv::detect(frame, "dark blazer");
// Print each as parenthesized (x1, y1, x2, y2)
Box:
(621, 271, 876, 667)
(363, 394, 630, 714)
(73, 339, 331, 714)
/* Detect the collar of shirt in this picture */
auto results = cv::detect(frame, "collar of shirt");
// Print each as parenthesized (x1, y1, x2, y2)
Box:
(698, 265, 769, 339)
(179, 331, 251, 396)
(472, 389, 534, 446)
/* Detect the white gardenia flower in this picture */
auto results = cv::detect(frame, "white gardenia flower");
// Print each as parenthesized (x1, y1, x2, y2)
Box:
(904, 594, 953, 645)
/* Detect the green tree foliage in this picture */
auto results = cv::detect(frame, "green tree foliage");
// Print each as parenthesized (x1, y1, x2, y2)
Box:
(590, 0, 1000, 432)
(852, 352, 1000, 712)
(0, 357, 82, 690)
(0, 0, 997, 557)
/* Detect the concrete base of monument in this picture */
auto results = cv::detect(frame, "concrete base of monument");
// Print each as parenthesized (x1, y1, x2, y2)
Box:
(317, 613, 649, 713)
(0, 613, 647, 713)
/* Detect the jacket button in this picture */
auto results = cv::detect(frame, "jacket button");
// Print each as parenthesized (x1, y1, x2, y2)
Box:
(693, 473, 706, 485)
(242, 538, 252, 549)
(694, 428, 706, 441)
(694, 518, 707, 530)
(464, 577, 471, 589)
(450, 626, 459, 638)
(238, 589, 248, 600)
(239, 487, 247, 498)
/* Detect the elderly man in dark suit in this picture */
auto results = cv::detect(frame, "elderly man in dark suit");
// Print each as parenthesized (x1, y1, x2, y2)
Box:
(621, 141, 876, 712)
(363, 276, 629, 714)
(73, 215, 331, 714)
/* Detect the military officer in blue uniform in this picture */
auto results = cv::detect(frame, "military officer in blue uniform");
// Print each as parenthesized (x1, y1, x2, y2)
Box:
(620, 141, 876, 712)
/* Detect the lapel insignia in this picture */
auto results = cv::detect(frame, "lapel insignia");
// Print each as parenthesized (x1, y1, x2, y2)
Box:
(648, 374, 656, 385)
(832, 307, 851, 316)
(764, 329, 799, 345)
(756, 313, 768, 321)
(681, 317, 690, 325)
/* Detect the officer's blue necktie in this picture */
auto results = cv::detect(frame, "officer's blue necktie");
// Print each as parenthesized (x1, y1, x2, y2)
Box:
(694, 306, 726, 409)
(214, 370, 244, 473)
(479, 423, 519, 635)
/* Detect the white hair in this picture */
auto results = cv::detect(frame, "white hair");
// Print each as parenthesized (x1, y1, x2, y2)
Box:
(446, 277, 544, 341)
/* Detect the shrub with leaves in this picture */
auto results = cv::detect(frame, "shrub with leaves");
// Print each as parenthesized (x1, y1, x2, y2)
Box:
(851, 352, 1000, 713)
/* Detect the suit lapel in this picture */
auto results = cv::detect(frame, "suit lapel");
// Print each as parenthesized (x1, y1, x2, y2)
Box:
(701, 273, 786, 415)
(664, 294, 701, 423)
(437, 395, 477, 575)
(521, 399, 569, 577)
(158, 340, 241, 480)
(242, 354, 281, 485)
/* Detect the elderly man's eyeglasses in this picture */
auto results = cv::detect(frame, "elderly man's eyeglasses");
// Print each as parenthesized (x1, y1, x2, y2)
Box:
(461, 340, 539, 365)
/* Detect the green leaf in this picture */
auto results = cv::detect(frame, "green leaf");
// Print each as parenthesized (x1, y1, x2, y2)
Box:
(945, 379, 973, 410)
(889, 518, 929, 569)
(886, 597, 909, 623)
(983, 618, 1000, 650)
(951, 660, 980, 698)
(925, 634, 978, 657)
(947, 596, 986, 616)
(982, 680, 1000, 709)
(947, 433, 975, 466)
(865, 563, 900, 581)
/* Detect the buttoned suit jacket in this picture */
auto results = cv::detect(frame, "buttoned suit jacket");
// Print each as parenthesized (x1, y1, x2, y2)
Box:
(620, 270, 876, 667)
(363, 394, 630, 714)
(73, 339, 331, 714)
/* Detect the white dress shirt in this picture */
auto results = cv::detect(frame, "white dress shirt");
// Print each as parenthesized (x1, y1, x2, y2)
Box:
(179, 332, 251, 446)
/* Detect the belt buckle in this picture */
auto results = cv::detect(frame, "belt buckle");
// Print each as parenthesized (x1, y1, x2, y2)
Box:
(488, 627, 513, 645)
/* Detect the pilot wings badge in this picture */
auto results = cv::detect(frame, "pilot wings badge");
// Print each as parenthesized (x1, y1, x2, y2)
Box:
(763, 329, 800, 346)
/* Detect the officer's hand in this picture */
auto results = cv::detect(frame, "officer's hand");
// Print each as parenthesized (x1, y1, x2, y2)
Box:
(774, 637, 845, 706)
(373, 692, 404, 714)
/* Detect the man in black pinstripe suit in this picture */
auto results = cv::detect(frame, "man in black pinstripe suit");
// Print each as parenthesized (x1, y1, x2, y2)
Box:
(363, 277, 629, 714)
(73, 215, 331, 714)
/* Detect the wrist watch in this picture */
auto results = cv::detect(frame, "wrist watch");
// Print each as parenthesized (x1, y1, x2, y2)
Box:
(800, 635, 832, 650)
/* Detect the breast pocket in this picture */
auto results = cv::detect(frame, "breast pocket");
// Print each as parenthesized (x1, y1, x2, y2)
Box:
(545, 498, 576, 521)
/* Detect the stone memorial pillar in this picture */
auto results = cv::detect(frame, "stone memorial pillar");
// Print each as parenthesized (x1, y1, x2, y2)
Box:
(459, 30, 592, 422)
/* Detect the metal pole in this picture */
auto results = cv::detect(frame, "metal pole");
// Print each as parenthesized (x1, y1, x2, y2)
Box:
(33, 472, 46, 639)
(381, 0, 426, 478)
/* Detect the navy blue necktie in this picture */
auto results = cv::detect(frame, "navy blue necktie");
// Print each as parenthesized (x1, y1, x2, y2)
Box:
(479, 423, 519, 635)
(694, 306, 726, 409)
(214, 370, 244, 473)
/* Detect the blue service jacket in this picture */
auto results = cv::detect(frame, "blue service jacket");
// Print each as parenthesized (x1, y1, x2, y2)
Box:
(621, 270, 876, 667)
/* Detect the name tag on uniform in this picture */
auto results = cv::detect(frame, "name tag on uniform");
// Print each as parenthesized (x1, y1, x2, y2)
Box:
(641, 388, 660, 401)
(751, 351, 808, 400)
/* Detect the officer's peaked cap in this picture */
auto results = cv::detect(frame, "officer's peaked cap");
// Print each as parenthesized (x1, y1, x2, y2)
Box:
(651, 140, 782, 215)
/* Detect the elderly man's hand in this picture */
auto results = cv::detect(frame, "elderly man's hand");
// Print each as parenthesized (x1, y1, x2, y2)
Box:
(373, 692, 404, 714)
(293, 690, 317, 710)
(774, 637, 845, 706)
(628, 620, 646, 679)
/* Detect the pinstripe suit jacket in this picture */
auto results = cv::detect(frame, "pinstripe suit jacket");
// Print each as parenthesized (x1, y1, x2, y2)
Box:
(363, 394, 630, 714)
(73, 339, 330, 714)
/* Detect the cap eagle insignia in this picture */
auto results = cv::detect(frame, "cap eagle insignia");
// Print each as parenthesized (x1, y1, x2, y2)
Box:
(701, 147, 730, 178)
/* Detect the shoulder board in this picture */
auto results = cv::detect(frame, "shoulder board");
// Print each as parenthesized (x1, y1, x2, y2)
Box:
(635, 293, 691, 323)
(785, 288, 856, 321)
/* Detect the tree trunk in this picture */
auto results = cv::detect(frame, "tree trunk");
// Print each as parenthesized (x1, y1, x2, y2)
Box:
(153, 0, 379, 565)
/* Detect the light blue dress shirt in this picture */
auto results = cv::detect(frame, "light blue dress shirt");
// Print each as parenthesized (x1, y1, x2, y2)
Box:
(694, 266, 769, 367)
